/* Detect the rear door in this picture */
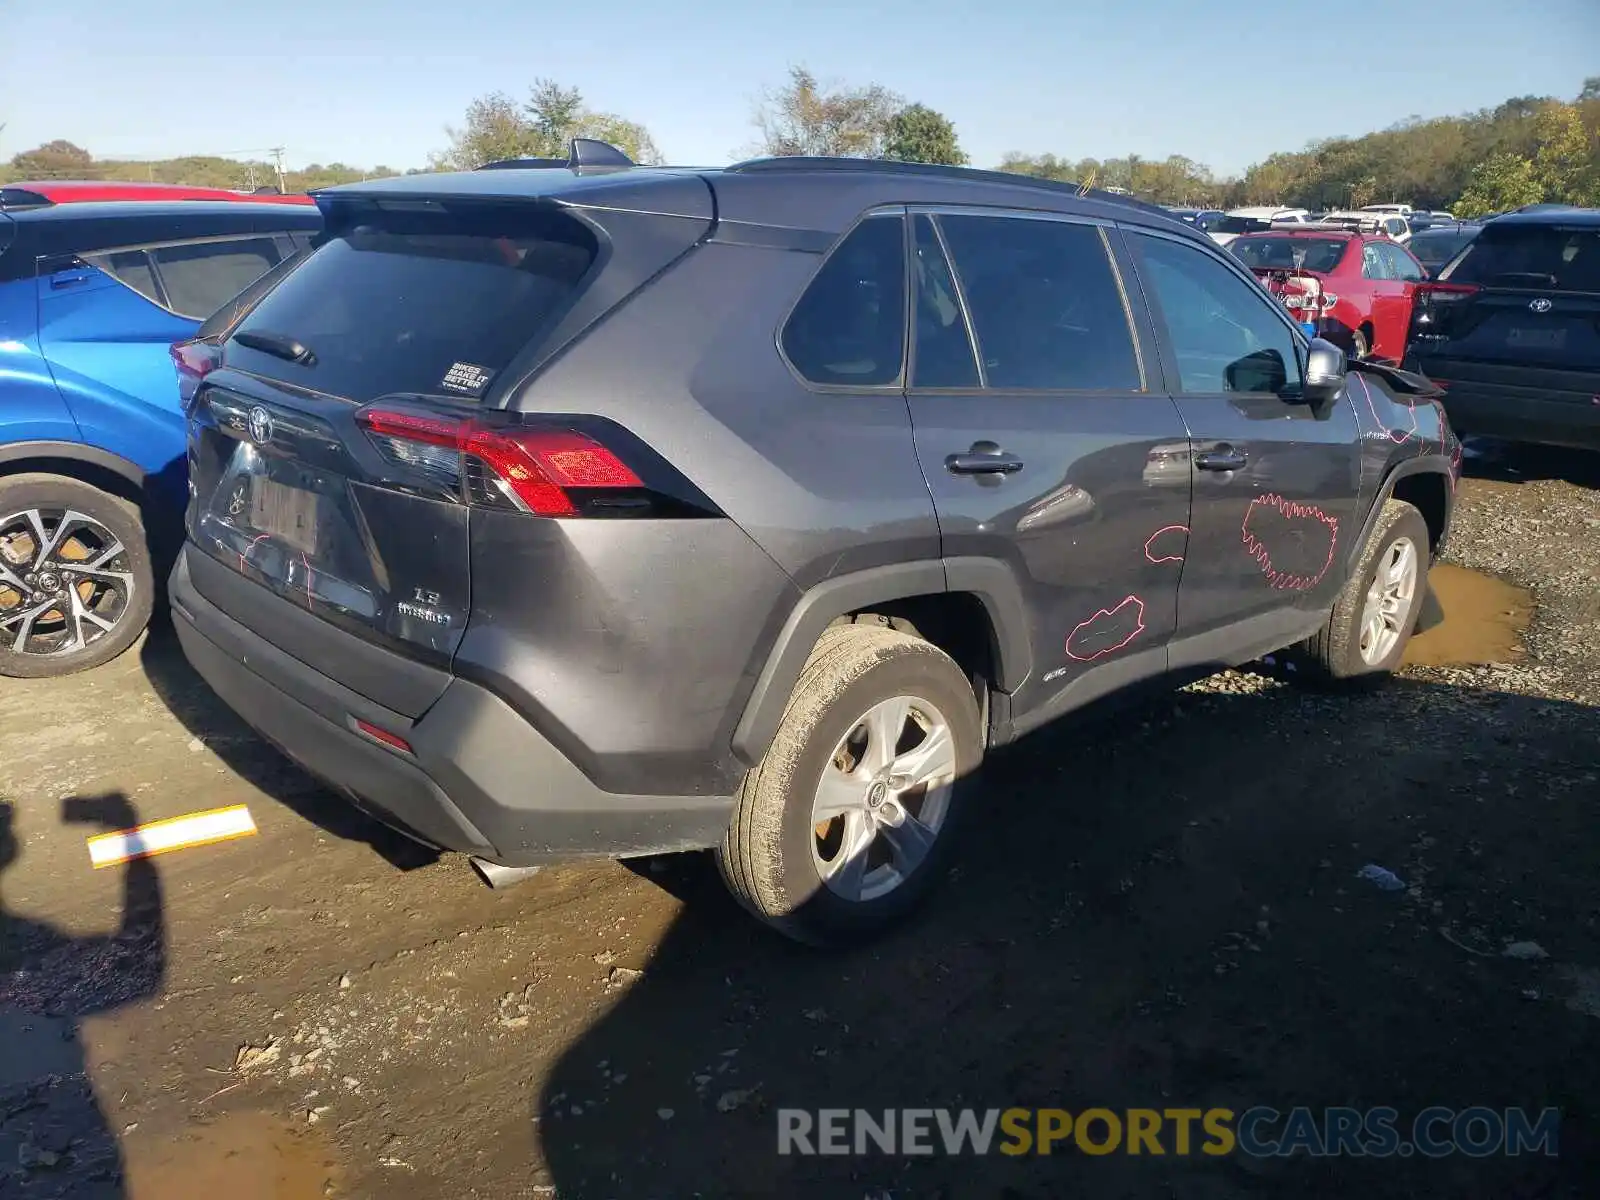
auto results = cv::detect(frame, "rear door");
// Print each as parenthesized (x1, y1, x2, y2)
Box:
(1358, 240, 1407, 356)
(904, 208, 1192, 729)
(1375, 242, 1426, 360)
(1120, 226, 1363, 667)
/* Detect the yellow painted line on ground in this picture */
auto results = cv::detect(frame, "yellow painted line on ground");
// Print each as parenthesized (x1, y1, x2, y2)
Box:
(86, 804, 258, 868)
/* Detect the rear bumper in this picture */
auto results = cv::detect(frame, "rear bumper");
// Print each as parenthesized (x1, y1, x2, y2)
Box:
(169, 546, 734, 866)
(1408, 358, 1600, 451)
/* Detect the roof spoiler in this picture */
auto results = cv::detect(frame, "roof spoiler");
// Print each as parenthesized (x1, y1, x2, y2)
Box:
(478, 138, 635, 172)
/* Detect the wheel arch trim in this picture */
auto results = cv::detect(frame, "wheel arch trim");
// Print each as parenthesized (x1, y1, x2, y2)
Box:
(0, 440, 149, 488)
(1348, 458, 1453, 575)
(730, 558, 1033, 767)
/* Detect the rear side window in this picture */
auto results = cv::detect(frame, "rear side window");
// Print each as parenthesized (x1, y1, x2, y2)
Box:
(231, 203, 599, 402)
(1380, 243, 1425, 282)
(782, 214, 906, 387)
(911, 215, 979, 388)
(936, 213, 1142, 391)
(84, 249, 163, 305)
(1410, 230, 1474, 270)
(152, 238, 282, 319)
(1446, 225, 1600, 293)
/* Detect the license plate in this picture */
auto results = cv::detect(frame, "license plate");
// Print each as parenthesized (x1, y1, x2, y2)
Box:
(1507, 327, 1566, 349)
(249, 478, 320, 555)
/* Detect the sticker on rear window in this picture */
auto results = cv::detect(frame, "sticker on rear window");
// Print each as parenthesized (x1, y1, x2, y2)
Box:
(439, 361, 495, 397)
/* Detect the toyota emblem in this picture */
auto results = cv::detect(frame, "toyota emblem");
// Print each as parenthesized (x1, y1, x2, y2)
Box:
(247, 405, 274, 445)
(1528, 298, 1553, 314)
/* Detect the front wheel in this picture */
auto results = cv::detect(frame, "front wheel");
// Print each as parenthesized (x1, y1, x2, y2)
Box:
(0, 474, 153, 679)
(1295, 498, 1429, 687)
(716, 625, 984, 946)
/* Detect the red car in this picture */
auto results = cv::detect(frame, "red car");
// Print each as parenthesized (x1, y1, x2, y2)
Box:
(0, 180, 315, 208)
(1227, 226, 1427, 361)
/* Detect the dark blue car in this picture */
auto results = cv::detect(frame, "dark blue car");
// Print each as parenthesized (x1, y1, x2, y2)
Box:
(0, 197, 321, 676)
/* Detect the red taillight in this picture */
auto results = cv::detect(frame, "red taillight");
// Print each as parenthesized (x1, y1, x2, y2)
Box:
(171, 339, 222, 408)
(353, 718, 412, 754)
(355, 406, 642, 518)
(1416, 282, 1480, 300)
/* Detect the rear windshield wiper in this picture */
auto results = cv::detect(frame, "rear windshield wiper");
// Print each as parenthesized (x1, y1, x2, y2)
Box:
(233, 330, 315, 365)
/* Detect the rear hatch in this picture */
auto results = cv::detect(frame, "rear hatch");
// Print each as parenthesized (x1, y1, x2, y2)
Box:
(184, 180, 712, 701)
(1409, 220, 1600, 389)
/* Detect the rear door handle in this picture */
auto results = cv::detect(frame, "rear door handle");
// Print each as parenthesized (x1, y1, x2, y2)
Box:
(946, 442, 1024, 476)
(1195, 444, 1248, 472)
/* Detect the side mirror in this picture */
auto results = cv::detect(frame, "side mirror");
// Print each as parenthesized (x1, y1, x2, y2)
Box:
(1302, 337, 1347, 410)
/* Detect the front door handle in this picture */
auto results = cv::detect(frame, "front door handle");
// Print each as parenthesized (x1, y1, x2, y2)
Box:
(946, 441, 1024, 476)
(1195, 444, 1248, 472)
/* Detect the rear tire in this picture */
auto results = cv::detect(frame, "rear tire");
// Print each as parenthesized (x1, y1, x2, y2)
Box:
(716, 625, 983, 946)
(0, 474, 153, 679)
(1294, 498, 1429, 688)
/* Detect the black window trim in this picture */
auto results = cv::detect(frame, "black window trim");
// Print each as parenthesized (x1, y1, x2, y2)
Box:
(1119, 222, 1311, 400)
(75, 232, 290, 320)
(905, 203, 1151, 397)
(774, 205, 911, 395)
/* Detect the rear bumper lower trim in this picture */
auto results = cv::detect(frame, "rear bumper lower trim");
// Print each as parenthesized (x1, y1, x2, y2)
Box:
(171, 546, 735, 866)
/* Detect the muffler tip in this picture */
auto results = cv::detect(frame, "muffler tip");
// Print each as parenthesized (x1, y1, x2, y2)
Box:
(470, 857, 544, 889)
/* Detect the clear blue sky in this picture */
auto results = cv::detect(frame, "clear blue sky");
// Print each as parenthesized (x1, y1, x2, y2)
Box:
(2, 0, 1595, 176)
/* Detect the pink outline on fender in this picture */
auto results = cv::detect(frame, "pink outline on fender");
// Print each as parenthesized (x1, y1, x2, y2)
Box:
(1241, 493, 1340, 591)
(1144, 524, 1190, 564)
(1355, 373, 1418, 445)
(1065, 595, 1147, 662)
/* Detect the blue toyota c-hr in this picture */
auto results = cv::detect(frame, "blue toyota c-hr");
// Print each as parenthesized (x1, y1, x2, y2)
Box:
(0, 196, 321, 676)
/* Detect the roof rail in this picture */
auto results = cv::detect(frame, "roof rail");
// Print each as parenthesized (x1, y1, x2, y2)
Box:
(478, 138, 635, 173)
(723, 156, 1176, 218)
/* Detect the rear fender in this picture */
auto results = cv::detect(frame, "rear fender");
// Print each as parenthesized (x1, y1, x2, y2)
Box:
(730, 559, 1033, 767)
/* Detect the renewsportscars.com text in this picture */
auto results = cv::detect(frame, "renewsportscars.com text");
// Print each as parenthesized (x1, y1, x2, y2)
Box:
(777, 1106, 1560, 1158)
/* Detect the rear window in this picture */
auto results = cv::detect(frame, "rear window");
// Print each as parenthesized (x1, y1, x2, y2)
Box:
(1228, 237, 1347, 273)
(1445, 224, 1600, 293)
(229, 202, 598, 402)
(198, 246, 314, 340)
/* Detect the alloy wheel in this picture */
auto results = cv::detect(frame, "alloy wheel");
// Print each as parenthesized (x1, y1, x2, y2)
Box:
(1358, 535, 1418, 666)
(810, 694, 958, 903)
(0, 508, 136, 658)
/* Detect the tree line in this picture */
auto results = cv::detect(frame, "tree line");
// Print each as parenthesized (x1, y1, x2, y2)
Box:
(5, 71, 1596, 217)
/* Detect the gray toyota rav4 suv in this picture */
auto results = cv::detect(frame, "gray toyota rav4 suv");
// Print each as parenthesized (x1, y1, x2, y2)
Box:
(170, 142, 1459, 944)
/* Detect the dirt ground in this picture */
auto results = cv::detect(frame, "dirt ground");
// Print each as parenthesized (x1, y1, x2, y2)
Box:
(2, 448, 1598, 1200)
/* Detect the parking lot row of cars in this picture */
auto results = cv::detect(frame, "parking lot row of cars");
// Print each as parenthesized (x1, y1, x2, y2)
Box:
(1167, 201, 1598, 436)
(0, 157, 1593, 944)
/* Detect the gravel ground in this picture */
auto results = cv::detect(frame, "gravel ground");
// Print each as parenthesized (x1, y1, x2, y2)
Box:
(1, 447, 1597, 1200)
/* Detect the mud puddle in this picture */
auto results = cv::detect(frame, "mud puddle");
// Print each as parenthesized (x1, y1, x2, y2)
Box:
(122, 1110, 341, 1200)
(1404, 564, 1532, 666)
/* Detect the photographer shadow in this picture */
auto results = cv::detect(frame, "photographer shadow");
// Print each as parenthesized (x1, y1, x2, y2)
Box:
(137, 630, 438, 872)
(0, 793, 165, 1199)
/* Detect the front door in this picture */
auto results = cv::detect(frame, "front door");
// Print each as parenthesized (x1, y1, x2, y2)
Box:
(1119, 227, 1363, 670)
(903, 209, 1193, 731)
